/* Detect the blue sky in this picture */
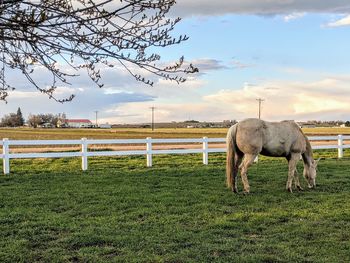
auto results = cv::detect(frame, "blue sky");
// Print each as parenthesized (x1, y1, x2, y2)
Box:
(2, 1, 350, 123)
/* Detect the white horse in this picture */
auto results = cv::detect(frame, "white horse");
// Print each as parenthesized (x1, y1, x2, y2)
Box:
(226, 118, 319, 193)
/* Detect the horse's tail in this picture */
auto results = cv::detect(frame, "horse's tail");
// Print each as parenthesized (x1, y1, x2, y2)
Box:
(226, 123, 238, 189)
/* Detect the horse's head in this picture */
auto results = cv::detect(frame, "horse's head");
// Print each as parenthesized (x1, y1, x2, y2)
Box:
(304, 158, 320, 188)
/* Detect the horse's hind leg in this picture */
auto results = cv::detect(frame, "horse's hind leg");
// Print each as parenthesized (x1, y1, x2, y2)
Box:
(232, 154, 243, 193)
(239, 154, 257, 194)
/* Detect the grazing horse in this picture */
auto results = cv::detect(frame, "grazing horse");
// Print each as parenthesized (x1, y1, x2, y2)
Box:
(226, 118, 319, 193)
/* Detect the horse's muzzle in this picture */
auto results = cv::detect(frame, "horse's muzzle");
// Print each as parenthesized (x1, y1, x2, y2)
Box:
(308, 180, 316, 189)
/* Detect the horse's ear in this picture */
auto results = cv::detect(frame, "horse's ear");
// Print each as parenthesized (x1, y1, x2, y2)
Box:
(314, 158, 321, 166)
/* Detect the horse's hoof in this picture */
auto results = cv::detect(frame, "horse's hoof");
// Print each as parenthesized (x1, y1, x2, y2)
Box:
(297, 186, 304, 191)
(243, 190, 250, 195)
(287, 187, 293, 193)
(232, 188, 238, 194)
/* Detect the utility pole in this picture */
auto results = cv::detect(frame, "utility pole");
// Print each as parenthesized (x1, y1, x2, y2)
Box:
(256, 98, 264, 119)
(150, 106, 156, 131)
(94, 110, 98, 127)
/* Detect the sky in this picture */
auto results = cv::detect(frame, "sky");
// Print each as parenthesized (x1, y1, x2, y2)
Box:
(1, 0, 350, 124)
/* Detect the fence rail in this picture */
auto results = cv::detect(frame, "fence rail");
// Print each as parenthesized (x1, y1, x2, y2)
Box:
(1, 135, 349, 174)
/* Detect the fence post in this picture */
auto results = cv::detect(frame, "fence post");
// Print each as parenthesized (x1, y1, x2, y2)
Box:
(146, 137, 152, 167)
(338, 134, 344, 158)
(2, 138, 9, 175)
(81, 138, 88, 171)
(203, 137, 208, 165)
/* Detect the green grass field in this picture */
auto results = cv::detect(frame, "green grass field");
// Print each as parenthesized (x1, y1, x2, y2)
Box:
(1, 153, 350, 262)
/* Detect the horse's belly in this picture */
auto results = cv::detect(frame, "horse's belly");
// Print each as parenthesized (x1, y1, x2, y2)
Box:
(261, 145, 287, 157)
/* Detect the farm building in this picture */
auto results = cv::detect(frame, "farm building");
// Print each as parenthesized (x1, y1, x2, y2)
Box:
(38, 123, 55, 128)
(57, 119, 94, 128)
(99, 123, 112, 129)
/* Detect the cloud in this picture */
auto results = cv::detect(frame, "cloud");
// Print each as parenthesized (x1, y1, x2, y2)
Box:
(326, 15, 350, 27)
(231, 59, 255, 69)
(6, 74, 350, 124)
(202, 77, 350, 121)
(97, 76, 350, 124)
(189, 58, 228, 72)
(0, 87, 155, 120)
(0, 58, 208, 122)
(0, 61, 157, 120)
(99, 102, 233, 124)
(3, 54, 203, 96)
(1, 54, 205, 107)
(171, 0, 350, 17)
(283, 12, 306, 22)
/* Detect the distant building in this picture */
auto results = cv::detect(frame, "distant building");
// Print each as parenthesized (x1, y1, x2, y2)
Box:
(57, 119, 93, 128)
(99, 123, 112, 129)
(56, 119, 67, 128)
(39, 123, 54, 128)
(299, 123, 316, 128)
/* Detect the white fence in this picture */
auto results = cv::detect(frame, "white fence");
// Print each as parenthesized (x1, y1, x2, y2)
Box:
(1, 135, 350, 175)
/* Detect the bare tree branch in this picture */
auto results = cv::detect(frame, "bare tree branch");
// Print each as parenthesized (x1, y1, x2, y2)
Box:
(0, 0, 198, 102)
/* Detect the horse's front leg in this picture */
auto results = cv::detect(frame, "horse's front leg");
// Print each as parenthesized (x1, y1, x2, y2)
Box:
(294, 170, 303, 191)
(286, 154, 300, 192)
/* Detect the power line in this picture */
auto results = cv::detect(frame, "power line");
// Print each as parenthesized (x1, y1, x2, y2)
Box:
(94, 110, 98, 127)
(256, 98, 265, 119)
(150, 106, 156, 131)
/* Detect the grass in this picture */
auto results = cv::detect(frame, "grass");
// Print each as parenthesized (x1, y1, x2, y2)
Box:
(1, 153, 350, 262)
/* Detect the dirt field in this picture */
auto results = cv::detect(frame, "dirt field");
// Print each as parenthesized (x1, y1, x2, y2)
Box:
(1, 127, 349, 154)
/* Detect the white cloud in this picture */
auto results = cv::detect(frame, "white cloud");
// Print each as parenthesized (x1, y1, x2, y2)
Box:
(0, 61, 208, 122)
(6, 74, 350, 124)
(95, 76, 350, 124)
(202, 77, 350, 121)
(171, 1, 350, 17)
(171, 1, 350, 30)
(283, 12, 306, 22)
(189, 58, 228, 72)
(0, 87, 155, 121)
(2, 49, 234, 123)
(293, 94, 348, 114)
(326, 15, 350, 27)
(99, 102, 232, 124)
(3, 53, 205, 94)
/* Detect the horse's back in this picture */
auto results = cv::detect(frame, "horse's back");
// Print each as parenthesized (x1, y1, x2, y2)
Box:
(234, 118, 307, 156)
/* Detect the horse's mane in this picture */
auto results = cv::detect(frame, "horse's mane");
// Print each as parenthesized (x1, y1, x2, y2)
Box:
(300, 128, 313, 164)
(282, 121, 313, 158)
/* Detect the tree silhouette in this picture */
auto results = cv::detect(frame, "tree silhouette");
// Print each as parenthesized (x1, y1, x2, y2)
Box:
(0, 0, 198, 102)
(0, 107, 24, 126)
(16, 107, 24, 126)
